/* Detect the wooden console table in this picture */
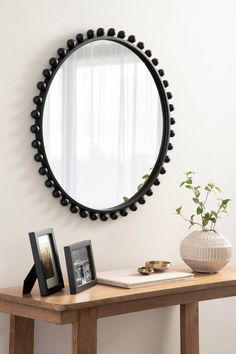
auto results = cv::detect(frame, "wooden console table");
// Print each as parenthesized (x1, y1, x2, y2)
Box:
(1, 266, 236, 354)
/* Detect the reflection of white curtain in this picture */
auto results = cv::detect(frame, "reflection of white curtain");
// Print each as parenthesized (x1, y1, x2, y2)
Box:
(44, 41, 162, 209)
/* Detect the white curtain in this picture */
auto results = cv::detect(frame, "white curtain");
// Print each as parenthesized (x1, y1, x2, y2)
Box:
(43, 40, 163, 209)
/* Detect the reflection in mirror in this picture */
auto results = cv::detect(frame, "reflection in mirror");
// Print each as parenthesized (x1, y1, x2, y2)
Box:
(43, 40, 163, 209)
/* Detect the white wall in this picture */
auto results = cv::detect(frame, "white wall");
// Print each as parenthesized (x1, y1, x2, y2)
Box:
(0, 0, 236, 353)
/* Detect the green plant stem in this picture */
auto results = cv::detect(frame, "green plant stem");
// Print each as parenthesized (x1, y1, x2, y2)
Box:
(212, 204, 223, 231)
(203, 191, 210, 206)
(201, 190, 210, 226)
(179, 213, 202, 228)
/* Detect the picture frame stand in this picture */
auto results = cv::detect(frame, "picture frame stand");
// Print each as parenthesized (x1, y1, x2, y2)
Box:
(22, 265, 37, 295)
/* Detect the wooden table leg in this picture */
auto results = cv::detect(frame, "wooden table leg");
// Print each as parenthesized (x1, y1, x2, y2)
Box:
(9, 315, 34, 354)
(72, 308, 97, 354)
(180, 302, 199, 354)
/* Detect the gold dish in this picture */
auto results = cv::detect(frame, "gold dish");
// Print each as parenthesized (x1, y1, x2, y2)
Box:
(145, 261, 171, 272)
(138, 267, 154, 275)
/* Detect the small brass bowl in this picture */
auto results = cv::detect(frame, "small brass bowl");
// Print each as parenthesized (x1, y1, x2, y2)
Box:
(138, 267, 154, 275)
(145, 261, 171, 272)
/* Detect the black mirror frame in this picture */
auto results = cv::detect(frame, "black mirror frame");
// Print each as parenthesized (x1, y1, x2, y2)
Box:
(30, 28, 175, 221)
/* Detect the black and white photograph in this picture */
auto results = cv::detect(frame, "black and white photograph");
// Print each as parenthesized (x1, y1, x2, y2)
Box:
(29, 228, 64, 296)
(72, 246, 92, 286)
(64, 240, 96, 294)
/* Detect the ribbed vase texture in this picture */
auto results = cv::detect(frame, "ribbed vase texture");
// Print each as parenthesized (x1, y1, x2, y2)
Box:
(180, 230, 232, 273)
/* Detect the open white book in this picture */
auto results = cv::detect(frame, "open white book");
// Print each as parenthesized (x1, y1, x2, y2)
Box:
(97, 269, 194, 289)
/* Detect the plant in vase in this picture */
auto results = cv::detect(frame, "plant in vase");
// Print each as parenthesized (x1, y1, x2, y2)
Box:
(176, 171, 232, 273)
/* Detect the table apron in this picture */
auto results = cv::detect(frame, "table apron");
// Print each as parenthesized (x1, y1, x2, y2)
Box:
(0, 301, 62, 324)
(96, 285, 236, 318)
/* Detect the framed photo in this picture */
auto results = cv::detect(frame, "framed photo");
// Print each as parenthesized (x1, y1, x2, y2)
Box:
(64, 240, 97, 294)
(29, 228, 64, 296)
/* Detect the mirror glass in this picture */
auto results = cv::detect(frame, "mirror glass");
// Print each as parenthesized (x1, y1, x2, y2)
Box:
(43, 40, 163, 210)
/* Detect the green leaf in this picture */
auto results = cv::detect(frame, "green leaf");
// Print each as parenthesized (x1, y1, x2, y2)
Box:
(222, 198, 231, 205)
(203, 213, 210, 226)
(205, 186, 211, 192)
(123, 196, 129, 202)
(186, 178, 192, 185)
(142, 174, 150, 179)
(176, 206, 182, 214)
(189, 215, 195, 227)
(185, 185, 192, 189)
(197, 207, 203, 215)
(203, 218, 209, 226)
(220, 198, 231, 209)
(180, 181, 186, 187)
(195, 189, 200, 198)
(215, 186, 221, 193)
(193, 198, 199, 204)
(185, 171, 195, 176)
(209, 217, 216, 223)
(137, 183, 144, 191)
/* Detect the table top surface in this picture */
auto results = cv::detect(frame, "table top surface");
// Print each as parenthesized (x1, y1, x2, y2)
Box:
(1, 266, 236, 311)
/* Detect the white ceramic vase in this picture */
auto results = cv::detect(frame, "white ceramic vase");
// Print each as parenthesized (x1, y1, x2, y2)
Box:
(180, 230, 232, 273)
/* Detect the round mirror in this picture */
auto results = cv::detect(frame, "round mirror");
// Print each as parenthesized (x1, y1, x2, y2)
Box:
(31, 29, 174, 220)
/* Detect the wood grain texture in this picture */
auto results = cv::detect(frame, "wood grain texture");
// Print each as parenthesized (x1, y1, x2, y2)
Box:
(1, 266, 236, 354)
(72, 308, 97, 354)
(96, 284, 236, 318)
(0, 300, 63, 323)
(180, 303, 199, 354)
(0, 266, 235, 324)
(9, 315, 34, 354)
(0, 266, 236, 311)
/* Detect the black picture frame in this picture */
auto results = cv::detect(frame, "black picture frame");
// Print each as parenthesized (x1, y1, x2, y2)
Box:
(29, 228, 64, 296)
(30, 27, 175, 221)
(64, 240, 97, 294)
